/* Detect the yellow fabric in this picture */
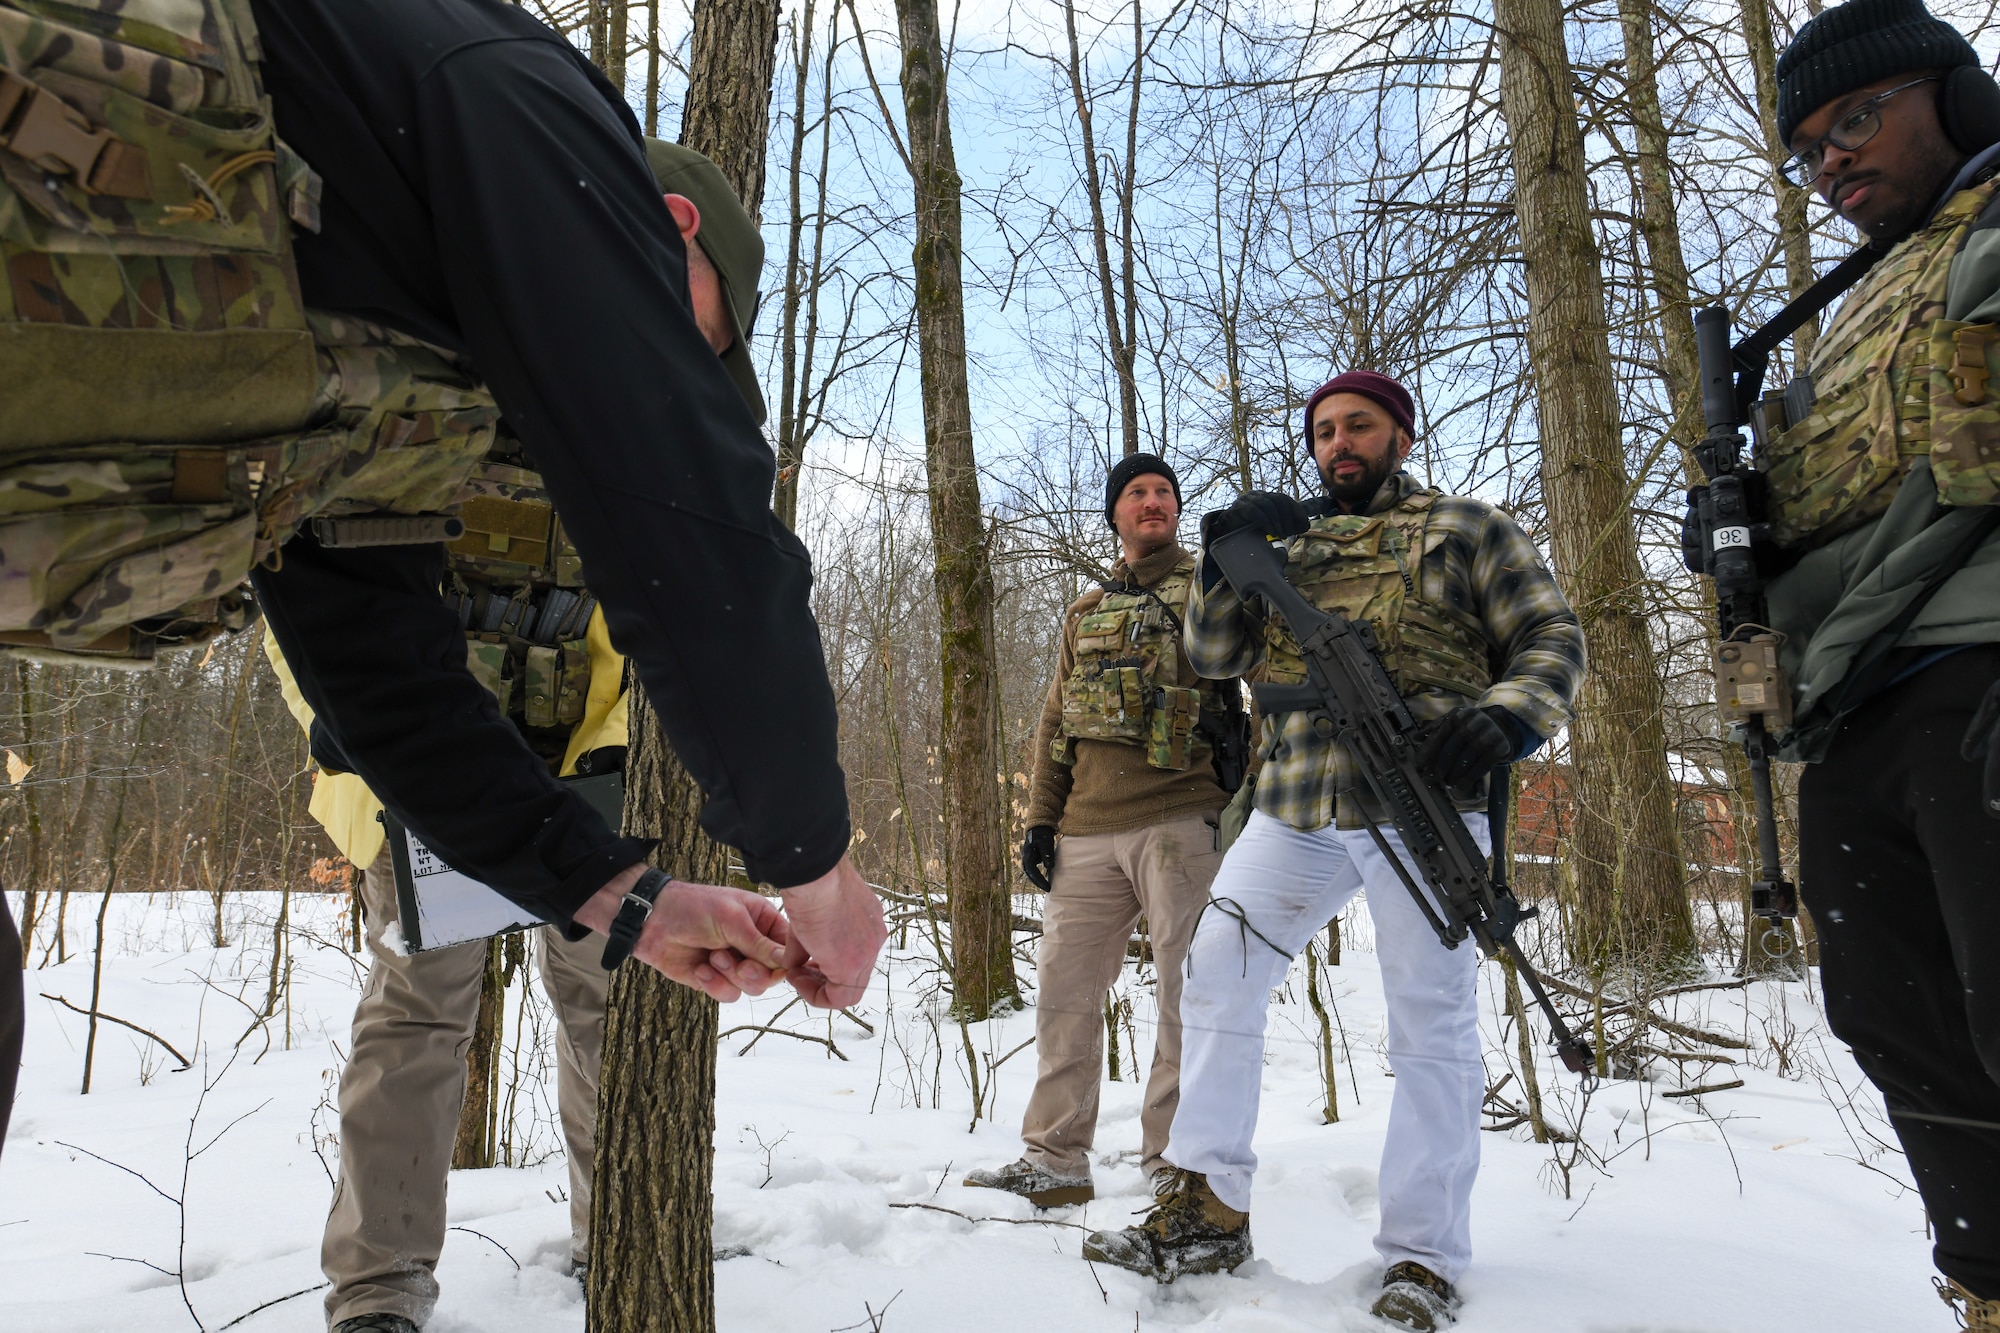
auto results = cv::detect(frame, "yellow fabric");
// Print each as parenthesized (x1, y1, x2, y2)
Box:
(262, 626, 387, 868)
(260, 607, 628, 869)
(561, 608, 629, 774)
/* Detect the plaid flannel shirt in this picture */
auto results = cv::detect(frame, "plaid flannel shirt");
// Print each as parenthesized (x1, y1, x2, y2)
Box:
(1186, 472, 1585, 832)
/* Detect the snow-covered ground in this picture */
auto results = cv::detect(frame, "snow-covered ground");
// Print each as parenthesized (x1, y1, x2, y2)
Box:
(0, 890, 1941, 1332)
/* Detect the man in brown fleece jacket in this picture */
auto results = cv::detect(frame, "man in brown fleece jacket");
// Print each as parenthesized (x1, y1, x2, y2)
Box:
(964, 454, 1238, 1207)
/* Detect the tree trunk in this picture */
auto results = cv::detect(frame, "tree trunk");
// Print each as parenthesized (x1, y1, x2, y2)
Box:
(893, 0, 1017, 1018)
(588, 687, 728, 1333)
(1060, 0, 1140, 457)
(1619, 0, 1802, 971)
(683, 0, 781, 217)
(775, 0, 839, 530)
(1493, 0, 1698, 975)
(587, 6, 781, 1328)
(1740, 0, 1820, 368)
(453, 936, 510, 1170)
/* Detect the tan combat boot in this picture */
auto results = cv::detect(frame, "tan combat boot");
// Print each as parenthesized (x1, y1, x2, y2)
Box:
(1938, 1276, 2000, 1331)
(1080, 1168, 1251, 1282)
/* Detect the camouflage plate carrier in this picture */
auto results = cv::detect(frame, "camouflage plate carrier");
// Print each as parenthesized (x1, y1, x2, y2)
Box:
(0, 0, 500, 664)
(1757, 175, 2000, 548)
(442, 437, 599, 764)
(1055, 556, 1230, 772)
(1260, 491, 1491, 703)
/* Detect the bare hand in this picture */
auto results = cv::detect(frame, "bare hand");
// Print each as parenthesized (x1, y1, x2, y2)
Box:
(575, 865, 790, 1002)
(779, 856, 886, 1009)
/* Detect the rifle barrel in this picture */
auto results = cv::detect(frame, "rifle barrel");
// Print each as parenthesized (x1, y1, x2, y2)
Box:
(1696, 306, 1738, 433)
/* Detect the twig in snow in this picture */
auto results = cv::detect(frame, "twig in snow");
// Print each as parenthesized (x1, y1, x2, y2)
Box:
(42, 993, 191, 1069)
(85, 1250, 180, 1277)
(717, 1023, 848, 1061)
(215, 1282, 330, 1330)
(890, 1202, 1087, 1230)
(448, 1225, 521, 1270)
(734, 995, 803, 1053)
(830, 1288, 902, 1332)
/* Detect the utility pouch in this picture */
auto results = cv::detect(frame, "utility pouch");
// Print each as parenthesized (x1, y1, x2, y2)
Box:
(523, 642, 560, 728)
(1762, 371, 1905, 547)
(1059, 660, 1149, 745)
(1928, 320, 2000, 507)
(465, 636, 516, 713)
(1147, 685, 1200, 771)
(555, 641, 589, 726)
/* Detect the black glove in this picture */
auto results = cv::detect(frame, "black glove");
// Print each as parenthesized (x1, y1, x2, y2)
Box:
(1200, 491, 1313, 548)
(1961, 681, 2000, 820)
(1022, 824, 1058, 891)
(1416, 705, 1518, 798)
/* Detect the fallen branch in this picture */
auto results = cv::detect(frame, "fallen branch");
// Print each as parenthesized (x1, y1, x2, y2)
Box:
(889, 1201, 1087, 1230)
(1662, 1079, 1745, 1099)
(1538, 975, 1751, 1051)
(1633, 1044, 1739, 1066)
(42, 993, 190, 1070)
(718, 1024, 848, 1061)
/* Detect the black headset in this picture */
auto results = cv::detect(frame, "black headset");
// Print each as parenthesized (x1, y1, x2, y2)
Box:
(1943, 65, 2000, 154)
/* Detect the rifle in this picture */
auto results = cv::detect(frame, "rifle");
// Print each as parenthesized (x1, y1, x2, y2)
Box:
(1685, 307, 1800, 926)
(1206, 526, 1596, 1077)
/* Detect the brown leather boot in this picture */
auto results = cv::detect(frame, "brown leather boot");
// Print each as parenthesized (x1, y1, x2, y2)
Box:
(1938, 1276, 2000, 1331)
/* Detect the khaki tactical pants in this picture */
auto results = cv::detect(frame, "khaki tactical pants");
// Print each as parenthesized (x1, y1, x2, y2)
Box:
(324, 850, 608, 1329)
(1020, 812, 1222, 1179)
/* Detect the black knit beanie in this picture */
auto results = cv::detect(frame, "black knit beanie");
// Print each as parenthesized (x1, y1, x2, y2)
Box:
(1104, 453, 1181, 528)
(1777, 0, 1978, 145)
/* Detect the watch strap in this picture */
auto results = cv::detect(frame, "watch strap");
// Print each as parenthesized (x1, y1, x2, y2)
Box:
(599, 866, 674, 971)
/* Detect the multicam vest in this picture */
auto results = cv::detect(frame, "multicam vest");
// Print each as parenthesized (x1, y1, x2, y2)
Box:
(1054, 557, 1229, 772)
(444, 436, 598, 761)
(1261, 490, 1491, 702)
(0, 0, 500, 664)
(1762, 176, 2000, 549)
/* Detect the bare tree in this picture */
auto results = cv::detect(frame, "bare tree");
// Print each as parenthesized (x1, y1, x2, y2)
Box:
(1493, 0, 1698, 973)
(879, 0, 1018, 1016)
(588, 1, 782, 1328)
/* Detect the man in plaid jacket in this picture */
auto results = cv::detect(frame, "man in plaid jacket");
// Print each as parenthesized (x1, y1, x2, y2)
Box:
(1083, 371, 1584, 1332)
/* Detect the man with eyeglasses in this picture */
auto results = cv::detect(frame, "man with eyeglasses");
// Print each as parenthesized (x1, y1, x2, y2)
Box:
(1741, 2, 2000, 1326)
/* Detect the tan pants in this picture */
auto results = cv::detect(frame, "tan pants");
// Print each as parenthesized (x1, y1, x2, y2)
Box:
(323, 850, 608, 1329)
(1020, 811, 1222, 1178)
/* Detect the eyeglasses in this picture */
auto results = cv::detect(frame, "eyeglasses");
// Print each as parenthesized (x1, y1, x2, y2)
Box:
(1781, 76, 1939, 188)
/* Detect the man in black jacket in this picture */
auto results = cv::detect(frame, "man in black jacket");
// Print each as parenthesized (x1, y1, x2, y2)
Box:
(238, 0, 882, 1011)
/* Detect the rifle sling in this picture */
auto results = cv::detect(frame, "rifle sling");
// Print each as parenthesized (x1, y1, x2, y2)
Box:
(1730, 245, 1887, 410)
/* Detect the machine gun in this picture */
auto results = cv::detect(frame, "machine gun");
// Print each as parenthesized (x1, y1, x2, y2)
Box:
(1205, 526, 1595, 1077)
(1684, 306, 1809, 925)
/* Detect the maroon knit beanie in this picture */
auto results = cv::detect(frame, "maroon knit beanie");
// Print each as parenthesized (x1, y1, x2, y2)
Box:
(1302, 371, 1417, 448)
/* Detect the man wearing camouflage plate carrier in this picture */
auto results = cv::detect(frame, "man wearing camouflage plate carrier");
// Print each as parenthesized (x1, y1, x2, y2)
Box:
(0, 0, 887, 1229)
(1704, 2, 2000, 1325)
(963, 454, 1237, 1208)
(1083, 372, 1584, 1332)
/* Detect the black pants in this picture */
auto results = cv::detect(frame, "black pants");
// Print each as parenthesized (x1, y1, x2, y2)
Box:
(1803, 644, 2000, 1296)
(0, 889, 20, 1159)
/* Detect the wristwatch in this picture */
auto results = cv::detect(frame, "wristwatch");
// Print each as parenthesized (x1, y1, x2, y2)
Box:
(598, 866, 675, 971)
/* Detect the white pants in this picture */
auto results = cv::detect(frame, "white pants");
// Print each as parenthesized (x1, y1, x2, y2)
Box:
(1165, 807, 1487, 1283)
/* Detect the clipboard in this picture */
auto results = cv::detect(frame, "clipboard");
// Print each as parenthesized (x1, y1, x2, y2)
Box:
(386, 771, 626, 952)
